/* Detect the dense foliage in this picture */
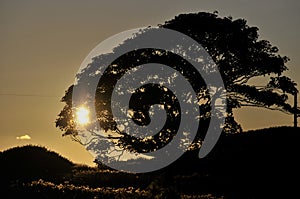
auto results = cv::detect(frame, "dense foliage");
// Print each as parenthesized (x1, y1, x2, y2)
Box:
(56, 12, 298, 156)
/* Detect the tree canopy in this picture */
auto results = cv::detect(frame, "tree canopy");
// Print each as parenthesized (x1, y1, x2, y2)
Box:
(56, 12, 298, 162)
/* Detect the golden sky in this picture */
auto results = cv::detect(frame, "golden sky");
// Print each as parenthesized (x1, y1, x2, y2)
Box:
(0, 0, 299, 166)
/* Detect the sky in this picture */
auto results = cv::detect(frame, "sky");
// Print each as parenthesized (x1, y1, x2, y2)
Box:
(0, 0, 299, 166)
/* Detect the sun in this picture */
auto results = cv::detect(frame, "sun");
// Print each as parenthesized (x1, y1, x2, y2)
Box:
(75, 107, 90, 126)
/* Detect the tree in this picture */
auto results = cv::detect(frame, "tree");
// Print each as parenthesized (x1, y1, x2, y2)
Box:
(56, 12, 299, 162)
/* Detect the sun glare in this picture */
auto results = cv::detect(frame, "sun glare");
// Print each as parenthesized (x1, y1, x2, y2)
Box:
(76, 107, 90, 126)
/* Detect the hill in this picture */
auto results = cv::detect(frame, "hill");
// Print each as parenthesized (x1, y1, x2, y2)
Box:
(0, 145, 74, 184)
(168, 126, 300, 197)
(0, 127, 299, 198)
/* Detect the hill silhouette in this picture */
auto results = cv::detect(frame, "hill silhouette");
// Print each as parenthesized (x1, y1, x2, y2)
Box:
(166, 126, 300, 197)
(0, 145, 74, 186)
(1, 127, 299, 198)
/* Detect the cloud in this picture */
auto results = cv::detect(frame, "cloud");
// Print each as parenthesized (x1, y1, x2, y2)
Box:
(16, 134, 31, 140)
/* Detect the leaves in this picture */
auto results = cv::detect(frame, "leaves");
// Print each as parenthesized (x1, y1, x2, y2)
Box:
(55, 11, 298, 155)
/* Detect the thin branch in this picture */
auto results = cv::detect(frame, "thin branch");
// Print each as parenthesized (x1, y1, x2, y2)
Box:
(239, 103, 292, 115)
(233, 75, 250, 84)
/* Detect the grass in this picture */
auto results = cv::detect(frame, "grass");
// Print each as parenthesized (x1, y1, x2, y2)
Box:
(1, 126, 299, 198)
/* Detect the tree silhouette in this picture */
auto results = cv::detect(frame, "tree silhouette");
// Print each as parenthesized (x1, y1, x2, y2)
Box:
(56, 12, 299, 163)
